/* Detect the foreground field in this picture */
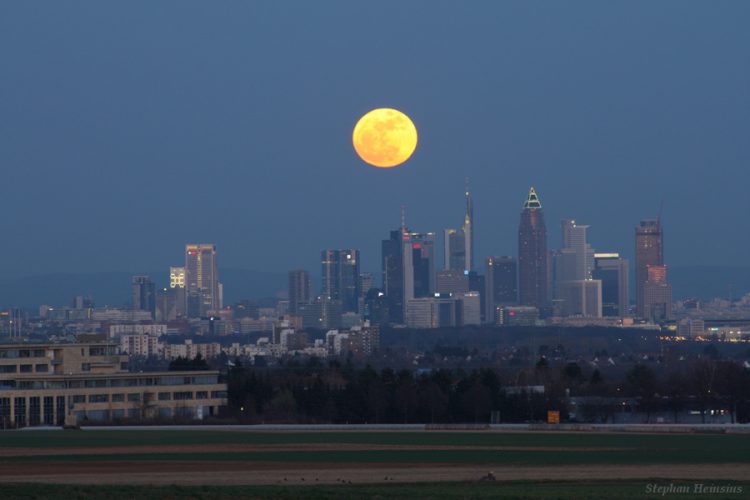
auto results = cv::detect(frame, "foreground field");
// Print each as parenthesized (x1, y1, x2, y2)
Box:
(0, 429, 749, 497)
(2, 481, 748, 500)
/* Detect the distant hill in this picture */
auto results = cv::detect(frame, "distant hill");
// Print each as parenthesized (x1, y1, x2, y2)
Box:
(0, 268, 292, 309)
(0, 266, 747, 310)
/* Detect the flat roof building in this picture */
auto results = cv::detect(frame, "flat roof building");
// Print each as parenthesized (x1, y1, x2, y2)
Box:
(0, 342, 226, 428)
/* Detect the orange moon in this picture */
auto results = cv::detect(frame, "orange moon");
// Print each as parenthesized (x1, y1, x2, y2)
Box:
(352, 108, 418, 168)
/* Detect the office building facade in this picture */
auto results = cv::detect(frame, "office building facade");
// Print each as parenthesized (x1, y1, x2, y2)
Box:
(635, 219, 663, 318)
(518, 187, 548, 310)
(131, 275, 156, 318)
(185, 244, 220, 318)
(592, 253, 629, 317)
(0, 342, 226, 428)
(485, 256, 518, 322)
(643, 264, 673, 322)
(443, 186, 474, 273)
(321, 250, 360, 313)
(288, 269, 311, 314)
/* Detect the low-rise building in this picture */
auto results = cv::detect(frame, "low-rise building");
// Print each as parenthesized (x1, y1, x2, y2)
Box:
(0, 342, 226, 428)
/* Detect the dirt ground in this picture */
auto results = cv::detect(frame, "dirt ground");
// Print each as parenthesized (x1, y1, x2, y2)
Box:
(0, 460, 748, 485)
(2, 435, 748, 486)
(0, 443, 626, 457)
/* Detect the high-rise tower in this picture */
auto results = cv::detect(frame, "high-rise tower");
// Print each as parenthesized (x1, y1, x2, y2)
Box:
(321, 250, 360, 313)
(517, 187, 548, 310)
(635, 219, 663, 318)
(288, 269, 311, 314)
(464, 180, 474, 272)
(131, 275, 156, 318)
(382, 230, 405, 324)
(443, 182, 474, 273)
(185, 244, 219, 318)
(485, 256, 518, 323)
(405, 232, 436, 299)
(593, 253, 629, 317)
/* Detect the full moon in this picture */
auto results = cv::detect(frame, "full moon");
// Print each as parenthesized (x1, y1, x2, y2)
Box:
(352, 108, 418, 168)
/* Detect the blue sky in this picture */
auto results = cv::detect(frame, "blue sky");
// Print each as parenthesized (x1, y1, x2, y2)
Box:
(1, 1, 748, 278)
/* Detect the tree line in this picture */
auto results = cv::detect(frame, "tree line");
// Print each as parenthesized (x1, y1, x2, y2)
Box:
(223, 357, 750, 424)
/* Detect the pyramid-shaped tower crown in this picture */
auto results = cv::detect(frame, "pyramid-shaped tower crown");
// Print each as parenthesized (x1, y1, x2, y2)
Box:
(523, 187, 542, 209)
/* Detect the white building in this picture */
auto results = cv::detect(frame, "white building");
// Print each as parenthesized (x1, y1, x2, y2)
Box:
(119, 334, 163, 357)
(109, 323, 167, 339)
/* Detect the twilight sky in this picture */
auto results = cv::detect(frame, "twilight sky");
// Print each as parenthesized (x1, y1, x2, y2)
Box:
(1, 1, 748, 279)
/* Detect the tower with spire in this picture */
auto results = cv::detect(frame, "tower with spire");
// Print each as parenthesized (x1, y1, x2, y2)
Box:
(463, 178, 474, 272)
(518, 187, 548, 310)
(444, 180, 474, 274)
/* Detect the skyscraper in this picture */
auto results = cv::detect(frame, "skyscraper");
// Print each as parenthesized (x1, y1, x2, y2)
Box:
(443, 184, 474, 273)
(485, 256, 518, 322)
(559, 219, 594, 280)
(593, 253, 629, 317)
(405, 231, 436, 299)
(643, 264, 673, 321)
(358, 273, 374, 297)
(131, 275, 156, 318)
(552, 219, 602, 317)
(443, 228, 466, 272)
(382, 226, 436, 324)
(185, 244, 220, 318)
(169, 267, 186, 289)
(555, 280, 602, 318)
(156, 287, 180, 322)
(518, 187, 548, 310)
(288, 269, 311, 314)
(635, 219, 663, 318)
(321, 250, 360, 313)
(169, 266, 186, 318)
(436, 269, 469, 294)
(382, 229, 405, 324)
(465, 183, 474, 271)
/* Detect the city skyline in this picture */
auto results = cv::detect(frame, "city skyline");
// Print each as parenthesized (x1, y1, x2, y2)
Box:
(0, 182, 737, 309)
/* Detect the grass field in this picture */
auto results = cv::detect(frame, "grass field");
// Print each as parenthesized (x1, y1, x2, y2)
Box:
(1, 429, 749, 465)
(2, 480, 748, 500)
(1, 429, 748, 498)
